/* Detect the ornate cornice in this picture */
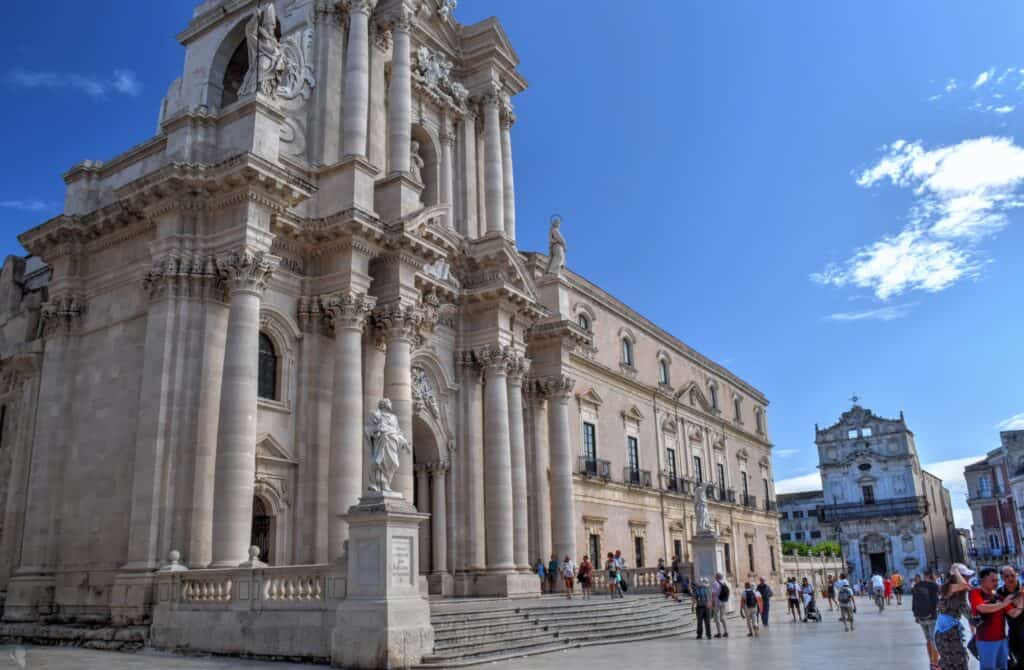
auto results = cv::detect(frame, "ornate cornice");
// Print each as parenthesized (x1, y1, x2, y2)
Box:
(143, 253, 226, 303)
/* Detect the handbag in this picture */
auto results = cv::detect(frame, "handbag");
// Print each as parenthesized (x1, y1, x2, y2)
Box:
(620, 578, 629, 593)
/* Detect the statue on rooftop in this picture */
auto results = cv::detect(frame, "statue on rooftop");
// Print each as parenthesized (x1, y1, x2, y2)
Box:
(240, 3, 286, 98)
(545, 216, 566, 276)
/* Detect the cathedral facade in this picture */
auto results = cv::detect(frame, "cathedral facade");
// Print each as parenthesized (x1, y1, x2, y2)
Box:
(0, 0, 780, 624)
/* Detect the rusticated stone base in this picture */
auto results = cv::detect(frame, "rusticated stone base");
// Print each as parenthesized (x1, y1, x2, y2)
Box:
(0, 622, 148, 651)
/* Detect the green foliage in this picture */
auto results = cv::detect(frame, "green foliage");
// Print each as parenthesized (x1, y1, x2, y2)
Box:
(814, 541, 841, 558)
(782, 540, 841, 558)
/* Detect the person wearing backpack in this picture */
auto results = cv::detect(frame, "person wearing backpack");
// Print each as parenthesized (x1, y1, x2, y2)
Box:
(756, 576, 773, 627)
(913, 570, 941, 669)
(712, 572, 730, 638)
(692, 577, 713, 640)
(741, 581, 763, 637)
(837, 580, 857, 631)
(786, 577, 801, 621)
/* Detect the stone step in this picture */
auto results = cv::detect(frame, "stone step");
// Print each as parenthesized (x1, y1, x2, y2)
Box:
(424, 631, 571, 660)
(433, 627, 562, 653)
(546, 609, 690, 634)
(433, 619, 543, 639)
(432, 610, 533, 627)
(418, 641, 572, 668)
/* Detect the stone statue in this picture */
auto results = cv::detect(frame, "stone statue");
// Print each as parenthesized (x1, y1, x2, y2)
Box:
(365, 399, 411, 495)
(695, 484, 714, 535)
(545, 216, 566, 275)
(410, 140, 425, 184)
(240, 3, 286, 98)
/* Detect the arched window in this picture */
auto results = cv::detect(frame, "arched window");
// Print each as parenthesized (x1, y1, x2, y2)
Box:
(733, 396, 743, 422)
(658, 358, 670, 385)
(578, 313, 590, 331)
(258, 333, 279, 400)
(709, 383, 719, 410)
(755, 408, 764, 434)
(622, 337, 634, 367)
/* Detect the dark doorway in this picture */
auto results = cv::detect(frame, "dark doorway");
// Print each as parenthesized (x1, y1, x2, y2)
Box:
(589, 534, 601, 565)
(251, 496, 272, 563)
(870, 552, 887, 576)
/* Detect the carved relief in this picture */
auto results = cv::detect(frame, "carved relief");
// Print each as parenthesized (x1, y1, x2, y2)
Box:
(412, 46, 469, 110)
(217, 249, 279, 295)
(39, 295, 86, 339)
(411, 365, 439, 418)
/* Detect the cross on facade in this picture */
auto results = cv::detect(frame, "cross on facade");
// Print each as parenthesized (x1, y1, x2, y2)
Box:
(850, 394, 860, 405)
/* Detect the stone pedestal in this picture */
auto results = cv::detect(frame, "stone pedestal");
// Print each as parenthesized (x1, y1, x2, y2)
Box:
(692, 532, 724, 582)
(331, 493, 433, 669)
(109, 572, 158, 626)
(471, 571, 541, 598)
(317, 156, 379, 216)
(427, 572, 454, 596)
(374, 173, 424, 224)
(2, 575, 55, 622)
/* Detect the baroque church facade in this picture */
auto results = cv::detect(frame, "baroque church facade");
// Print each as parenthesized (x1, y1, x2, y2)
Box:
(0, 0, 780, 623)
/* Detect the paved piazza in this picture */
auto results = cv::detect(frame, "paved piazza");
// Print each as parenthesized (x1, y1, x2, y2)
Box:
(0, 603, 979, 669)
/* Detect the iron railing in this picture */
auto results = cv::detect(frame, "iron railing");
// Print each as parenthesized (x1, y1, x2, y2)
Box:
(765, 499, 778, 513)
(663, 475, 693, 495)
(623, 467, 653, 488)
(817, 496, 928, 523)
(741, 493, 757, 509)
(577, 457, 611, 480)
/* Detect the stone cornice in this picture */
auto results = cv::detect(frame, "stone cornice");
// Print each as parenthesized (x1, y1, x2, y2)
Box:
(177, 0, 256, 46)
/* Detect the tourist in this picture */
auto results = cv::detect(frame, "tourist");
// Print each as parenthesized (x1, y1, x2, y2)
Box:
(800, 577, 817, 622)
(578, 555, 594, 600)
(970, 566, 1013, 670)
(757, 576, 773, 627)
(693, 577, 713, 640)
(658, 565, 680, 602)
(935, 563, 973, 670)
(892, 570, 905, 606)
(911, 569, 940, 669)
(871, 572, 886, 612)
(613, 550, 627, 595)
(826, 574, 837, 611)
(605, 553, 620, 598)
(712, 572, 730, 638)
(786, 577, 801, 621)
(547, 555, 560, 594)
(884, 575, 893, 605)
(535, 558, 546, 593)
(671, 555, 683, 593)
(680, 573, 692, 595)
(560, 555, 577, 599)
(837, 579, 856, 631)
(997, 565, 1024, 670)
(741, 581, 763, 637)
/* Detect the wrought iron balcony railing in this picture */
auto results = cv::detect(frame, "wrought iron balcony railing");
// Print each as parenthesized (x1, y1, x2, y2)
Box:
(663, 475, 692, 495)
(765, 499, 779, 513)
(817, 496, 928, 523)
(623, 467, 653, 488)
(741, 494, 757, 509)
(577, 457, 611, 480)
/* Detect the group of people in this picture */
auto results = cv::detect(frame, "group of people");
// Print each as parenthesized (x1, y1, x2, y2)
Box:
(691, 573, 774, 638)
(535, 549, 641, 600)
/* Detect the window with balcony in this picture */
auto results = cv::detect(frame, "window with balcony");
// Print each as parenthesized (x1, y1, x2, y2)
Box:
(716, 463, 726, 487)
(763, 478, 770, 506)
(578, 313, 590, 331)
(694, 456, 703, 484)
(667, 448, 678, 481)
(734, 396, 743, 423)
(627, 436, 639, 471)
(742, 471, 749, 498)
(583, 422, 597, 462)
(634, 536, 645, 568)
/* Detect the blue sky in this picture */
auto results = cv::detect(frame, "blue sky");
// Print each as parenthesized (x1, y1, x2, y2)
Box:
(2, 1, 1023, 528)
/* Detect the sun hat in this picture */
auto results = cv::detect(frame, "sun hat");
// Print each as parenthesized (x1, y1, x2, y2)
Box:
(951, 563, 975, 578)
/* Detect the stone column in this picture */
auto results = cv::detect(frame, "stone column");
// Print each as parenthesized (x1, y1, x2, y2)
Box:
(461, 352, 486, 571)
(500, 107, 517, 241)
(506, 356, 530, 570)
(482, 347, 515, 572)
(376, 304, 419, 501)
(342, 0, 377, 157)
(326, 291, 375, 561)
(482, 84, 505, 235)
(415, 465, 431, 573)
(545, 375, 576, 562)
(210, 249, 278, 567)
(387, 9, 413, 175)
(440, 124, 456, 229)
(528, 385, 552, 564)
(457, 112, 478, 237)
(431, 463, 448, 574)
(362, 329, 386, 489)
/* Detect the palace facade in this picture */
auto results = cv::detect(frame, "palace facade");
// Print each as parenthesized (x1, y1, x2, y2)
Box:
(0, 0, 780, 624)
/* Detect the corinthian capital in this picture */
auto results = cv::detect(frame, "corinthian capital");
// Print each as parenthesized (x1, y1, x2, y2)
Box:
(477, 344, 513, 374)
(541, 374, 575, 400)
(345, 0, 378, 17)
(217, 249, 279, 296)
(386, 6, 415, 31)
(40, 295, 86, 339)
(373, 302, 422, 342)
(325, 291, 377, 332)
(506, 353, 530, 384)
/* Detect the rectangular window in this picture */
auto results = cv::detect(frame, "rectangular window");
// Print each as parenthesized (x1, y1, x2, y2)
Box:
(667, 448, 678, 481)
(694, 456, 703, 484)
(793, 510, 804, 518)
(724, 543, 732, 574)
(781, 511, 789, 519)
(847, 429, 858, 439)
(763, 478, 770, 505)
(634, 536, 645, 568)
(794, 532, 804, 540)
(627, 436, 639, 472)
(781, 533, 791, 541)
(748, 543, 755, 573)
(810, 530, 822, 539)
(589, 534, 601, 564)
(674, 539, 683, 561)
(769, 545, 776, 572)
(741, 471, 749, 497)
(716, 463, 726, 487)
(582, 422, 597, 462)
(863, 485, 875, 505)
(808, 508, 818, 518)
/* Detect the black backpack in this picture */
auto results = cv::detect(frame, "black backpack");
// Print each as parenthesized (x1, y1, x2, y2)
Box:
(744, 589, 758, 608)
(718, 582, 730, 601)
(912, 582, 937, 619)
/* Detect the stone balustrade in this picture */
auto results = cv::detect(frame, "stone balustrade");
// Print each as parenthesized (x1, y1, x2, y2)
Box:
(590, 567, 664, 594)
(155, 563, 342, 613)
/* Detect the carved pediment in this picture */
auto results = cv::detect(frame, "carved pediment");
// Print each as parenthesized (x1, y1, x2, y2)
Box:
(735, 447, 749, 461)
(576, 387, 604, 407)
(256, 433, 296, 463)
(661, 416, 678, 434)
(675, 380, 713, 413)
(621, 405, 645, 423)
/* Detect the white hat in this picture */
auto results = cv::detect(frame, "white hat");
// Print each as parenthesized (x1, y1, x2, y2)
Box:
(952, 563, 975, 578)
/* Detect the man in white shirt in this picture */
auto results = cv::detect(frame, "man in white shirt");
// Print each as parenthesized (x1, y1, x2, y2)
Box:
(712, 573, 730, 638)
(561, 555, 577, 599)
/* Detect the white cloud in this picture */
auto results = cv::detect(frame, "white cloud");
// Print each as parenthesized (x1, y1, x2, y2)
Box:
(773, 448, 799, 458)
(814, 137, 1024, 300)
(997, 413, 1024, 430)
(825, 304, 914, 322)
(0, 199, 53, 212)
(5, 68, 142, 98)
(945, 78, 958, 93)
(776, 455, 983, 530)
(974, 69, 994, 88)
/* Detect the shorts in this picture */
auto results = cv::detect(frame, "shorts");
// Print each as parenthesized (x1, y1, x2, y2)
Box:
(917, 618, 935, 643)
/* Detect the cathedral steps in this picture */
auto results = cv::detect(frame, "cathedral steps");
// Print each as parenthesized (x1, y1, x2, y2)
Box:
(418, 595, 700, 667)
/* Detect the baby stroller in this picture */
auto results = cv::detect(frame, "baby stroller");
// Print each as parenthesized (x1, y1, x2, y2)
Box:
(803, 592, 822, 622)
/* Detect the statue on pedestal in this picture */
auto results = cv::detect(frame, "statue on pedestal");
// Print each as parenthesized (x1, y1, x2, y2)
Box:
(695, 484, 714, 535)
(545, 215, 566, 275)
(365, 399, 411, 495)
(410, 140, 425, 184)
(240, 3, 286, 98)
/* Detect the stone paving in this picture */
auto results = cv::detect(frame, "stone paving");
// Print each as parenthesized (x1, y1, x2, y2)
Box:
(0, 599, 982, 669)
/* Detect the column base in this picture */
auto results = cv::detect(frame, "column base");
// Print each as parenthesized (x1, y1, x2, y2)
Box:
(2, 574, 55, 622)
(427, 571, 454, 596)
(374, 172, 424, 224)
(317, 155, 380, 217)
(468, 571, 542, 598)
